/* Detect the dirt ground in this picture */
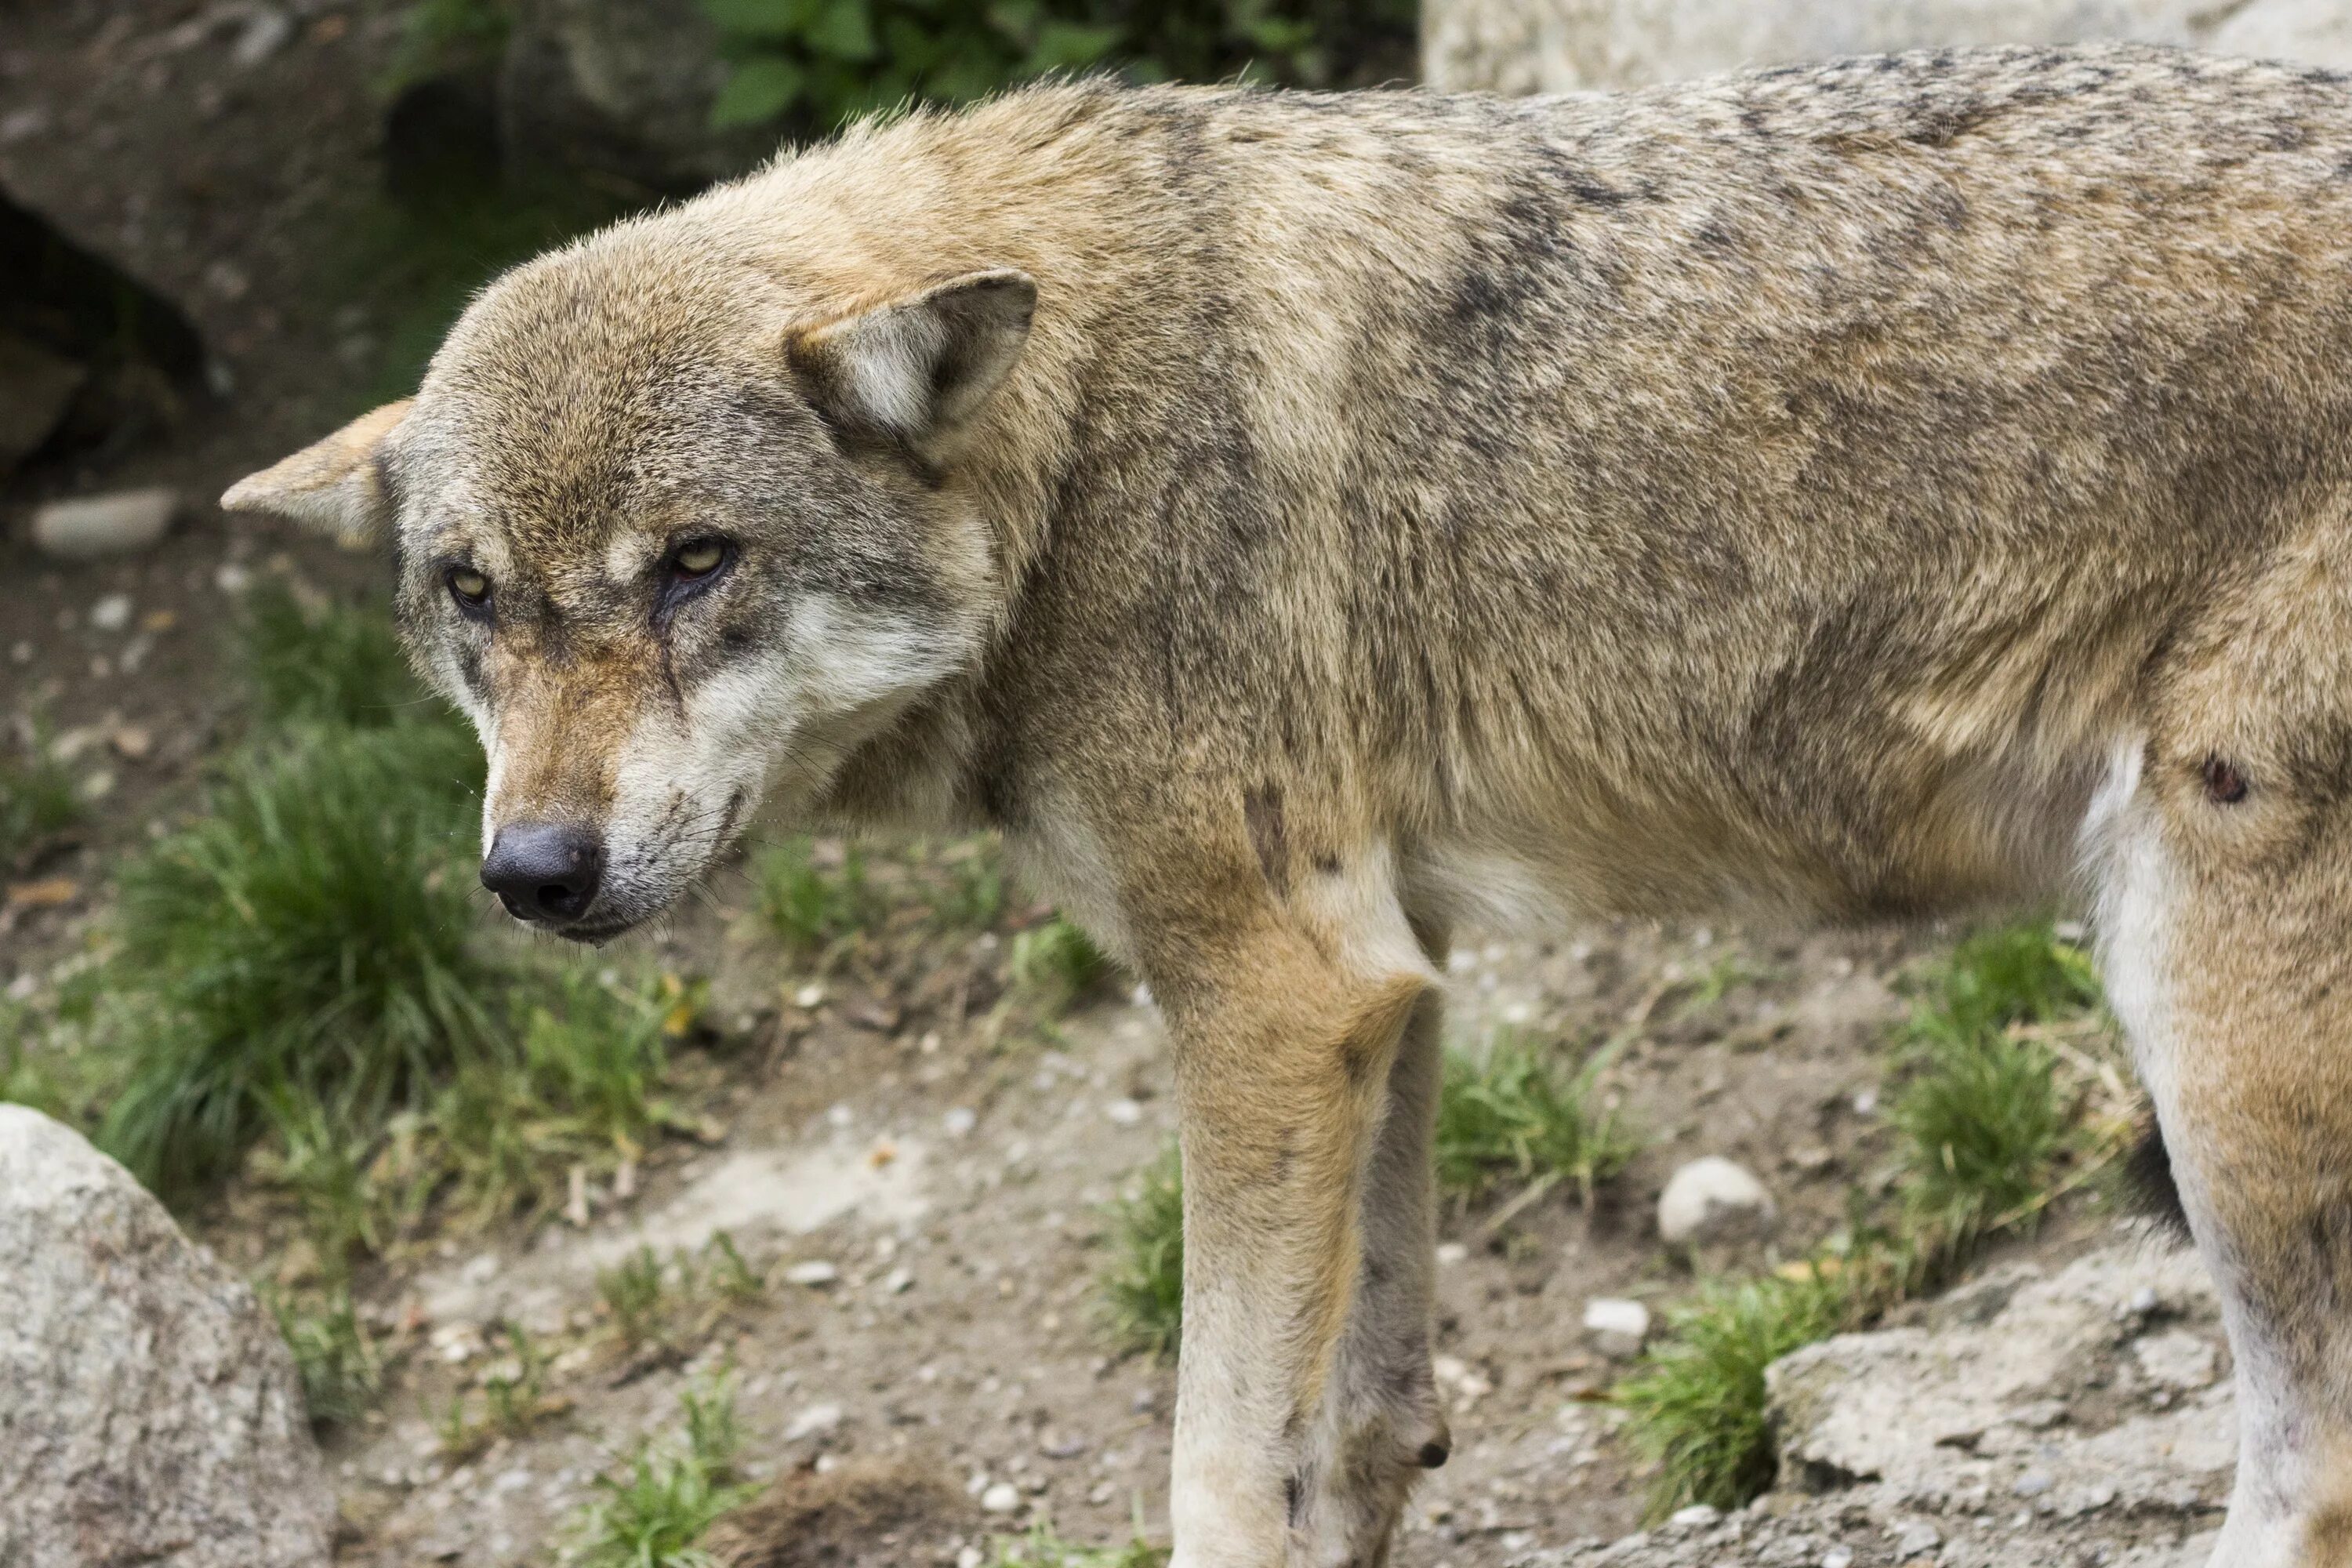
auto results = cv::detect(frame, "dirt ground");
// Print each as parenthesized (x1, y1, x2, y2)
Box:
(0, 6, 2189, 1564)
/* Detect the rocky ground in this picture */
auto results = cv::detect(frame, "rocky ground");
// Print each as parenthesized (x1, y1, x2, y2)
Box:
(0, 4, 2247, 1566)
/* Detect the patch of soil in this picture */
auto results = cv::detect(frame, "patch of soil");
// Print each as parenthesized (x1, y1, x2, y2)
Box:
(702, 1459, 974, 1567)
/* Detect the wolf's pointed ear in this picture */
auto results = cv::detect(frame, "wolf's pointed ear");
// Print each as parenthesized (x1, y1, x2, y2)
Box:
(220, 399, 412, 543)
(787, 270, 1036, 459)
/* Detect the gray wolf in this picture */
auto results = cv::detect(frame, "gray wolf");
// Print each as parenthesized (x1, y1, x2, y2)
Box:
(227, 45, 2352, 1565)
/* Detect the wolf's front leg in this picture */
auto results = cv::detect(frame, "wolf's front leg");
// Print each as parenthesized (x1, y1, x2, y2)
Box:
(1288, 976, 1452, 1567)
(1153, 923, 1431, 1568)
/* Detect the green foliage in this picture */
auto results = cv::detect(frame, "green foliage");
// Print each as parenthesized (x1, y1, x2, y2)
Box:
(597, 1232, 767, 1350)
(568, 1379, 756, 1568)
(1433, 1033, 1639, 1203)
(1892, 920, 2095, 1243)
(1902, 918, 2103, 1051)
(270, 1286, 383, 1428)
(388, 0, 514, 93)
(436, 1318, 567, 1457)
(0, 723, 78, 871)
(755, 837, 880, 953)
(931, 836, 1007, 931)
(240, 582, 427, 733)
(96, 722, 493, 1198)
(1617, 1268, 1851, 1517)
(430, 971, 686, 1223)
(1011, 916, 1109, 1013)
(701, 0, 1414, 132)
(600, 1245, 673, 1348)
(1099, 1142, 1183, 1359)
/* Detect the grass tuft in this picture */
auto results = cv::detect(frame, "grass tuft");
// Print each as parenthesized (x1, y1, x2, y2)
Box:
(96, 722, 492, 1198)
(0, 723, 78, 871)
(755, 837, 879, 953)
(1433, 1033, 1639, 1203)
(568, 1378, 755, 1568)
(1011, 916, 1109, 1013)
(1099, 1142, 1184, 1360)
(240, 582, 425, 732)
(1892, 919, 2098, 1244)
(1617, 1267, 1851, 1516)
(270, 1286, 382, 1428)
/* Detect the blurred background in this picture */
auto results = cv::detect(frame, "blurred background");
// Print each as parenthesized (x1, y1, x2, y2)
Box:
(3, 4, 2344, 1566)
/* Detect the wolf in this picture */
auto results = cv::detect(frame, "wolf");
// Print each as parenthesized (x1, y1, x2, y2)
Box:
(225, 43, 2352, 1565)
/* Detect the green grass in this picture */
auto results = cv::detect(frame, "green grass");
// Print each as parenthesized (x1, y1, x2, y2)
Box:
(429, 971, 688, 1224)
(1617, 1267, 1851, 1516)
(240, 583, 427, 731)
(754, 837, 880, 953)
(1893, 920, 2098, 1244)
(96, 721, 493, 1197)
(597, 1232, 767, 1351)
(1011, 916, 1109, 1013)
(1433, 1033, 1639, 1203)
(568, 1379, 756, 1568)
(1099, 1142, 1184, 1359)
(0, 724, 78, 871)
(270, 1286, 383, 1428)
(1613, 916, 2117, 1518)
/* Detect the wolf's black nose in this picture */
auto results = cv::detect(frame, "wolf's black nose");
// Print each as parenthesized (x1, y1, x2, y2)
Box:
(482, 823, 603, 922)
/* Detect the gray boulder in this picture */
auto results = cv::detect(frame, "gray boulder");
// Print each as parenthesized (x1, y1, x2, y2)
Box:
(1423, 0, 2352, 96)
(0, 1105, 333, 1568)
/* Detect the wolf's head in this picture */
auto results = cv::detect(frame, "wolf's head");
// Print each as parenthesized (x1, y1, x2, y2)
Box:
(225, 238, 1033, 941)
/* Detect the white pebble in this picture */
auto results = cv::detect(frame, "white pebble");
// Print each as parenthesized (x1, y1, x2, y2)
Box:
(1105, 1098, 1144, 1126)
(783, 1261, 839, 1287)
(980, 1480, 1021, 1513)
(89, 593, 132, 633)
(1657, 1156, 1777, 1246)
(783, 1402, 842, 1442)
(1582, 1297, 1652, 1359)
(32, 488, 176, 560)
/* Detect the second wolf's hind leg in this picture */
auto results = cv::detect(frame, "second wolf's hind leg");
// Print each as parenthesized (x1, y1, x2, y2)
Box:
(1291, 931, 1451, 1566)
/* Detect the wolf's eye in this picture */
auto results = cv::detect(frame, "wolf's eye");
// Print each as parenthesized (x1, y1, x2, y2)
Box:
(671, 539, 728, 579)
(448, 566, 491, 612)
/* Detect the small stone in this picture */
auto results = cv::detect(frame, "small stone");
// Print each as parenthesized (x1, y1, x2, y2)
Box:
(783, 1261, 839, 1287)
(1669, 1504, 1721, 1530)
(980, 1480, 1021, 1513)
(32, 488, 176, 560)
(959, 1550, 985, 1568)
(2132, 1328, 2220, 1392)
(1657, 1156, 1777, 1246)
(882, 1268, 913, 1294)
(783, 1402, 842, 1442)
(1105, 1098, 1144, 1126)
(2127, 1286, 2161, 1317)
(215, 563, 253, 593)
(2013, 1471, 2053, 1497)
(231, 8, 292, 66)
(1822, 1550, 1854, 1568)
(91, 593, 139, 634)
(942, 1106, 977, 1137)
(110, 725, 153, 760)
(1583, 1297, 1652, 1359)
(1435, 1241, 1469, 1265)
(1894, 1522, 1940, 1558)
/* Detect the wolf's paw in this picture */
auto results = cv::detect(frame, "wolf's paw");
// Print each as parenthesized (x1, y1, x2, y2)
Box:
(1287, 1402, 1450, 1568)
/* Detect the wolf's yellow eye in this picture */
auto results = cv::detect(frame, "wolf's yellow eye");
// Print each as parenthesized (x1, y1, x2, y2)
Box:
(448, 567, 489, 605)
(673, 539, 726, 578)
